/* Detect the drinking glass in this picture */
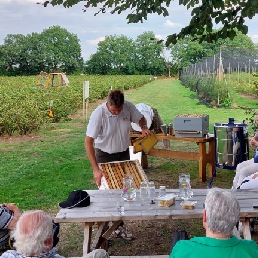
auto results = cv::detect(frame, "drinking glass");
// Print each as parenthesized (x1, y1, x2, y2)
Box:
(148, 181, 156, 201)
(140, 181, 149, 205)
(116, 199, 125, 215)
(178, 173, 193, 203)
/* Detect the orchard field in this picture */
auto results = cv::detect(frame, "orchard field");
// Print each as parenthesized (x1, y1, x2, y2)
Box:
(0, 75, 153, 136)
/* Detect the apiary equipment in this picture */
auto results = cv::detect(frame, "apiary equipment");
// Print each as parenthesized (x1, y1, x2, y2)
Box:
(98, 160, 148, 190)
(173, 114, 209, 138)
(214, 118, 249, 170)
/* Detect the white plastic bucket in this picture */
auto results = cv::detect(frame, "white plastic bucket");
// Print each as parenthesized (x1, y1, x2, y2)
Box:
(129, 146, 142, 165)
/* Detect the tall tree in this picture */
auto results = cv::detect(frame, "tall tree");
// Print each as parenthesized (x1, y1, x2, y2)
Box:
(40, 26, 83, 73)
(0, 26, 83, 75)
(42, 0, 258, 46)
(135, 32, 166, 75)
(16, 33, 45, 75)
(85, 35, 136, 75)
(0, 34, 27, 75)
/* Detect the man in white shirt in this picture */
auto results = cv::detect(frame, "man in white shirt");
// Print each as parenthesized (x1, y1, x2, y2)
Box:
(85, 90, 151, 187)
(85, 90, 151, 240)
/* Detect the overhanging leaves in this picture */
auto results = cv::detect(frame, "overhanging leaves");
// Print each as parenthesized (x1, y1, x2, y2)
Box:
(40, 0, 258, 45)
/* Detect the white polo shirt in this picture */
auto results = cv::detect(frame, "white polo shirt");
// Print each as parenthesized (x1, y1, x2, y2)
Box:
(86, 100, 143, 154)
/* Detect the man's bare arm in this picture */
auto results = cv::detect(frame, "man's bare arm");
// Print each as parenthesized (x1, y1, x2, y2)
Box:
(84, 136, 104, 187)
(2, 203, 21, 229)
(138, 116, 151, 136)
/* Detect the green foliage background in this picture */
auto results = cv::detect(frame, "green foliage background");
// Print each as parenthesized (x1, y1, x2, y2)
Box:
(0, 75, 153, 135)
(1, 78, 256, 211)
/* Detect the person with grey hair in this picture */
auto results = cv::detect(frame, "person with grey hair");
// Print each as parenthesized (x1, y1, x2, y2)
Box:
(169, 188, 258, 258)
(0, 210, 109, 258)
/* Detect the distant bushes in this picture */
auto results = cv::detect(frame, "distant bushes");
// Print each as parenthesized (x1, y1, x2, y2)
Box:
(0, 75, 153, 136)
(180, 74, 232, 108)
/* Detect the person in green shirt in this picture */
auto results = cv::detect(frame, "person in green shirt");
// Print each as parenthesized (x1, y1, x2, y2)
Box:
(170, 188, 258, 258)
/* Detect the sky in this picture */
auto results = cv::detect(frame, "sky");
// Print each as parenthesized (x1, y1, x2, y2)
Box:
(1, 0, 258, 61)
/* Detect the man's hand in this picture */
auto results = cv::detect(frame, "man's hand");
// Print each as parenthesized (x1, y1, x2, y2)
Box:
(2, 203, 21, 229)
(93, 167, 105, 187)
(85, 136, 105, 187)
(141, 128, 151, 137)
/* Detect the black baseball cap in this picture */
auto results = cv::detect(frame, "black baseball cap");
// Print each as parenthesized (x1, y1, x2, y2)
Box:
(58, 190, 90, 209)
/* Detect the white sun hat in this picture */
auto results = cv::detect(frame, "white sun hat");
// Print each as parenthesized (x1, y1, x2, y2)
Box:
(131, 103, 153, 132)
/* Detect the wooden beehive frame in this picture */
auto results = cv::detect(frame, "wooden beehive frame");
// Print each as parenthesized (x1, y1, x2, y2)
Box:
(99, 160, 148, 189)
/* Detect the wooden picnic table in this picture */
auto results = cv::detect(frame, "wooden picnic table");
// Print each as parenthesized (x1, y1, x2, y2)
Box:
(130, 133, 215, 182)
(55, 189, 258, 256)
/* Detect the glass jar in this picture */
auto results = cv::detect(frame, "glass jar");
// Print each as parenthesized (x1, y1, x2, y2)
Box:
(178, 173, 193, 201)
(122, 174, 136, 201)
(159, 185, 166, 197)
(148, 181, 156, 201)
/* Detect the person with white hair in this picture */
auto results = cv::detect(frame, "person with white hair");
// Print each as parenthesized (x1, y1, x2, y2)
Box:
(0, 210, 109, 258)
(170, 188, 258, 258)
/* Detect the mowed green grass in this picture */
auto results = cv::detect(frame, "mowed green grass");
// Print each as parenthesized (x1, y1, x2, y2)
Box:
(0, 78, 255, 210)
(1, 77, 258, 257)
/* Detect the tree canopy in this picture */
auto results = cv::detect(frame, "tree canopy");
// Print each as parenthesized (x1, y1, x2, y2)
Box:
(86, 35, 136, 75)
(84, 32, 168, 75)
(170, 29, 256, 68)
(0, 26, 83, 75)
(42, 0, 258, 46)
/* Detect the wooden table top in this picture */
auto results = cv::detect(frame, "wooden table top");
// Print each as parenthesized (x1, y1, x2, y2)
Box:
(55, 189, 258, 223)
(130, 133, 215, 143)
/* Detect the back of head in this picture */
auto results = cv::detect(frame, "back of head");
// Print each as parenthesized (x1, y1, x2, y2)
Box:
(12, 210, 53, 256)
(107, 90, 124, 107)
(205, 188, 240, 236)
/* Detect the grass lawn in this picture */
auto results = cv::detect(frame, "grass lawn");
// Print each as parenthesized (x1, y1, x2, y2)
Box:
(0, 78, 257, 256)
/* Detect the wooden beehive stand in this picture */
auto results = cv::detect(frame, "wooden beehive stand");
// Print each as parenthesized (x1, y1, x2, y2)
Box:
(99, 160, 148, 189)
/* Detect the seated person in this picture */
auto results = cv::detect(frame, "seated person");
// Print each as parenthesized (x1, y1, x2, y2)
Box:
(170, 188, 258, 258)
(0, 210, 109, 258)
(0, 203, 21, 251)
(238, 172, 258, 189)
(232, 134, 258, 189)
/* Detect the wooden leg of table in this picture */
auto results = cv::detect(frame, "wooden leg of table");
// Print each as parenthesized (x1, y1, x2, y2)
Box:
(83, 222, 93, 256)
(198, 142, 207, 182)
(240, 217, 251, 240)
(102, 220, 122, 239)
(91, 222, 110, 251)
(208, 139, 215, 178)
(141, 152, 148, 169)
